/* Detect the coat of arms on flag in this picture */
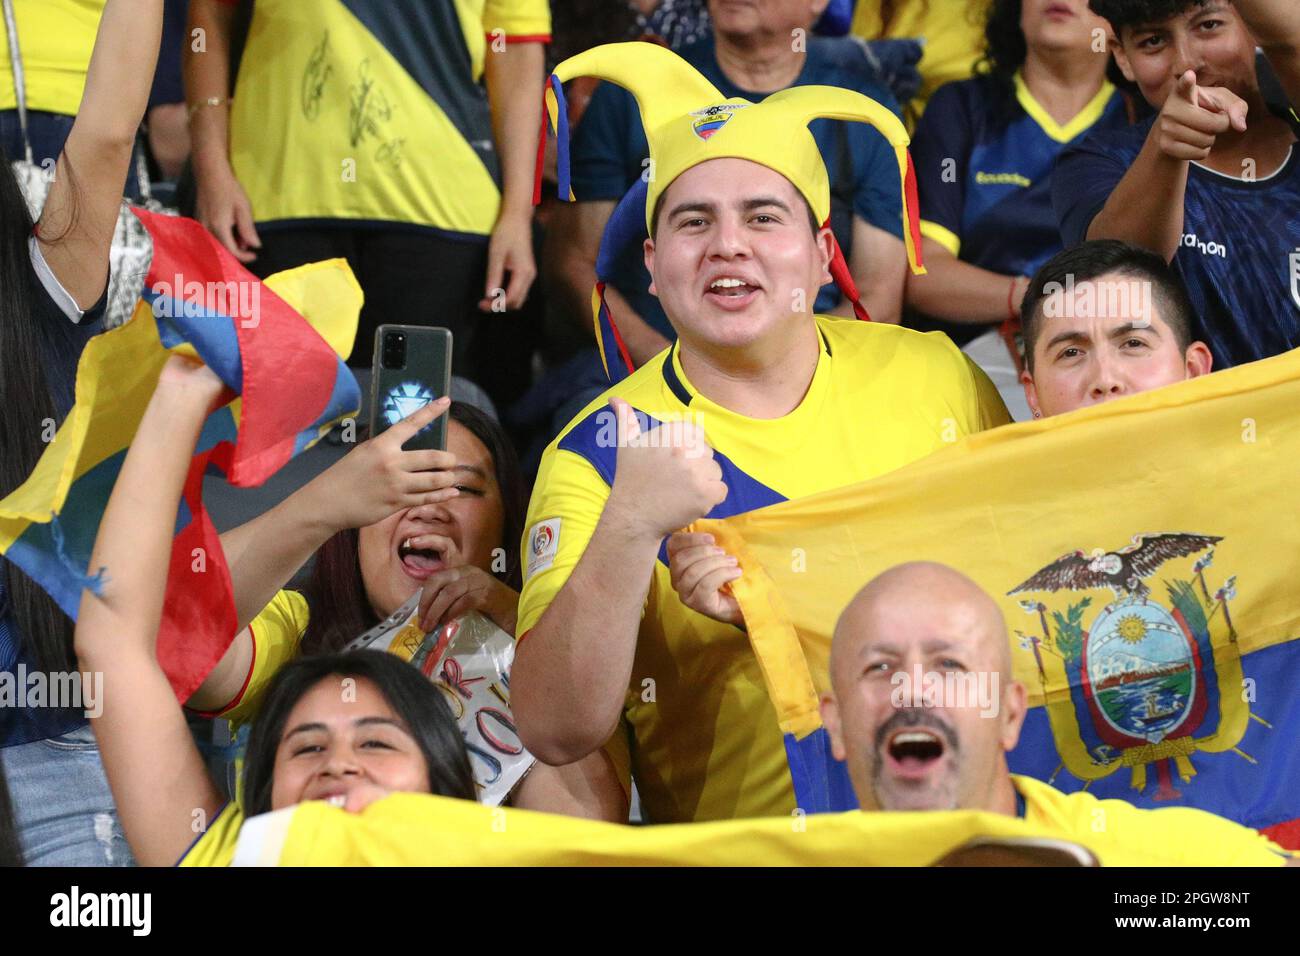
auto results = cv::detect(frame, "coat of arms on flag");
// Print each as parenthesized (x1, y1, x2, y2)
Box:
(1009, 534, 1261, 800)
(697, 345, 1300, 848)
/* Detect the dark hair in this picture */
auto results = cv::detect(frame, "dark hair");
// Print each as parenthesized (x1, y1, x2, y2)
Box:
(975, 0, 1027, 119)
(0, 145, 79, 678)
(1088, 0, 1210, 36)
(300, 401, 526, 654)
(0, 760, 22, 867)
(241, 649, 476, 816)
(1020, 239, 1197, 370)
(546, 0, 641, 68)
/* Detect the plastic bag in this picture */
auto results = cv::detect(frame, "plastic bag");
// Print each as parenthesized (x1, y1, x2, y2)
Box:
(346, 595, 535, 806)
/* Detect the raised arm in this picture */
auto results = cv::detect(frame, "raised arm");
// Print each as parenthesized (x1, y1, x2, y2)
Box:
(481, 40, 544, 311)
(511, 399, 726, 765)
(218, 399, 456, 631)
(1235, 0, 1300, 107)
(187, 399, 459, 712)
(1087, 72, 1246, 260)
(75, 356, 226, 867)
(37, 0, 163, 308)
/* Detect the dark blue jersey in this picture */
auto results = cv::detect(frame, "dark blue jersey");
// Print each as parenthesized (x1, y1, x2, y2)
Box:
(1055, 117, 1300, 369)
(909, 73, 1131, 343)
(569, 35, 905, 335)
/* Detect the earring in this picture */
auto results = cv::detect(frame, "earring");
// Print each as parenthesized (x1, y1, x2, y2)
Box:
(1033, 410, 1041, 418)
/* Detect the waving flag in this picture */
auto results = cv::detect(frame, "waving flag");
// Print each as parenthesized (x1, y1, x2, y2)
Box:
(0, 210, 361, 700)
(698, 348, 1300, 849)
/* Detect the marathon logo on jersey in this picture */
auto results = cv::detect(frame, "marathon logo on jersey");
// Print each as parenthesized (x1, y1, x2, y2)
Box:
(1289, 249, 1300, 310)
(690, 103, 746, 140)
(49, 886, 151, 936)
(526, 518, 561, 579)
(1181, 232, 1228, 258)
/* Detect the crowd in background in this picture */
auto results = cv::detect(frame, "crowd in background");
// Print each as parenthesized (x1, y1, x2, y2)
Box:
(1, 0, 1298, 867)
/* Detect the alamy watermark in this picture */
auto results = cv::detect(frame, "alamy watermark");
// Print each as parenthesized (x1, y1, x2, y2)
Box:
(0, 665, 103, 718)
(889, 665, 1000, 718)
(50, 886, 150, 935)
(1040, 273, 1154, 326)
(150, 275, 262, 328)
(593, 408, 711, 457)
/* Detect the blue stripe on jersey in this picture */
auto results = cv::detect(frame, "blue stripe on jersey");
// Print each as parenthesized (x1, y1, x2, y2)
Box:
(339, 0, 498, 179)
(556, 403, 787, 564)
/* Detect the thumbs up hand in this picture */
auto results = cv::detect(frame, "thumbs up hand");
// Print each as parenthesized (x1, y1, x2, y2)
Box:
(604, 396, 728, 542)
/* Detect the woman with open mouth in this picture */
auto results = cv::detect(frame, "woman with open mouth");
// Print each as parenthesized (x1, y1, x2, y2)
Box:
(185, 399, 526, 750)
(181, 393, 618, 818)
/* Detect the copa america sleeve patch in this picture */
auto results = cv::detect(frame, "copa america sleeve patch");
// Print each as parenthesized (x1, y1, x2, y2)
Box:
(526, 518, 562, 580)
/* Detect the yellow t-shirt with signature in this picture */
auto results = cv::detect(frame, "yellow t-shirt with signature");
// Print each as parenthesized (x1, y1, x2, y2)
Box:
(229, 0, 550, 238)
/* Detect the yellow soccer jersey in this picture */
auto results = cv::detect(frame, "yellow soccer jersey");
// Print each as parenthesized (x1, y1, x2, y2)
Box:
(229, 0, 550, 238)
(194, 589, 310, 731)
(1015, 775, 1290, 867)
(0, 0, 104, 115)
(518, 315, 1010, 823)
(181, 785, 1290, 867)
(179, 802, 244, 867)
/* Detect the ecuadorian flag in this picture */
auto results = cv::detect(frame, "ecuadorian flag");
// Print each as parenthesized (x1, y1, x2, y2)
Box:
(0, 210, 361, 700)
(698, 347, 1300, 849)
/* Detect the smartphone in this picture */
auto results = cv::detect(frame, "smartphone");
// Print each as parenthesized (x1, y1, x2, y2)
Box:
(369, 325, 452, 451)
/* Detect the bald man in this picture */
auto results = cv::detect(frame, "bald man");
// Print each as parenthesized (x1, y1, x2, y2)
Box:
(822, 561, 1025, 814)
(820, 562, 1295, 864)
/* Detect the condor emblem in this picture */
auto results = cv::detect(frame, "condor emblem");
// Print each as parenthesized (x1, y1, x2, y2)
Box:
(1008, 533, 1263, 801)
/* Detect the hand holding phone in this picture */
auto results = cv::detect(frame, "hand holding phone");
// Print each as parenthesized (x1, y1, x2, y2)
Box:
(369, 325, 453, 451)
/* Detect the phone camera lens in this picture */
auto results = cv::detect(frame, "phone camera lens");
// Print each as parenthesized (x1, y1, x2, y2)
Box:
(381, 331, 407, 370)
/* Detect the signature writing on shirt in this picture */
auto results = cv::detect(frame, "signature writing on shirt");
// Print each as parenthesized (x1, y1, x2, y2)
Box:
(349, 59, 403, 169)
(349, 59, 391, 146)
(376, 138, 405, 170)
(301, 31, 333, 121)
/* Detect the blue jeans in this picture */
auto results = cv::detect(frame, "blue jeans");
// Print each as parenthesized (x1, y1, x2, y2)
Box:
(0, 724, 135, 866)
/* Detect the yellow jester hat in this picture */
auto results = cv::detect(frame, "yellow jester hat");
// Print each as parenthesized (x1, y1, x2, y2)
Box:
(533, 41, 927, 332)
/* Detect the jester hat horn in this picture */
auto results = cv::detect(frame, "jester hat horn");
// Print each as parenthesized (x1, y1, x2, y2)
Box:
(534, 42, 926, 379)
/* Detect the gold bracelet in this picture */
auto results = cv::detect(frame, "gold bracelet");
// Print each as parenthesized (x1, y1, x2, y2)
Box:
(188, 96, 232, 120)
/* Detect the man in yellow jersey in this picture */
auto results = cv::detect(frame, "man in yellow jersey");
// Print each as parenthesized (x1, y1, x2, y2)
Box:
(820, 561, 1295, 863)
(509, 42, 1010, 824)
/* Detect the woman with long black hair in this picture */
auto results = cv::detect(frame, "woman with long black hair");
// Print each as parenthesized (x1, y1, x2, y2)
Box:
(0, 0, 164, 866)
